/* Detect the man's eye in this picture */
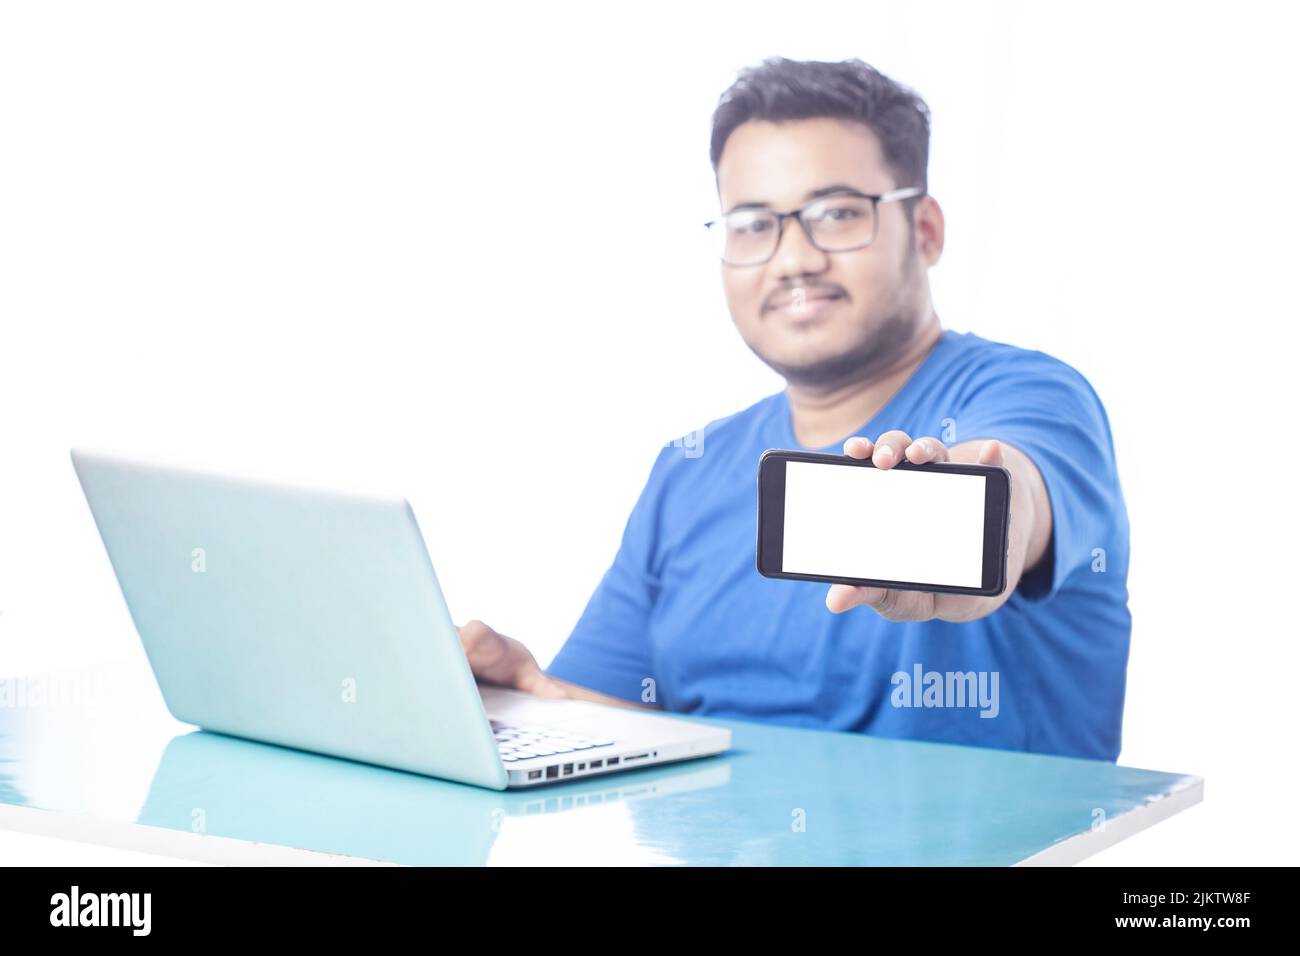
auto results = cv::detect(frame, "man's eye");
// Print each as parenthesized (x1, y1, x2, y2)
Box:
(730, 216, 774, 234)
(823, 206, 864, 221)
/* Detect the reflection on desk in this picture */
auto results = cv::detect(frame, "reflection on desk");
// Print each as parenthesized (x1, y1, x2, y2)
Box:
(0, 665, 1202, 865)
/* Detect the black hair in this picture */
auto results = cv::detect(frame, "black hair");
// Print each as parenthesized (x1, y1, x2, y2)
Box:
(710, 57, 931, 218)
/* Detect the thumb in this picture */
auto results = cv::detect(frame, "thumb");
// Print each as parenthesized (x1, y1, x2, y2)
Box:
(519, 668, 571, 700)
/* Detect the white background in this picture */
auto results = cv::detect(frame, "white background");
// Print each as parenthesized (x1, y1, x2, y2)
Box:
(1, 0, 1296, 865)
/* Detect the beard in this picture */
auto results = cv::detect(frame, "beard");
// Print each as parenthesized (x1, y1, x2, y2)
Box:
(744, 308, 918, 389)
(743, 236, 925, 390)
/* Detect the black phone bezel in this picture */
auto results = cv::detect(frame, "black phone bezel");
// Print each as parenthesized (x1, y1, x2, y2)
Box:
(755, 448, 1012, 597)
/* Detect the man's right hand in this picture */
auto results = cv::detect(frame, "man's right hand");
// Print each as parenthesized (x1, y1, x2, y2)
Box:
(456, 618, 571, 699)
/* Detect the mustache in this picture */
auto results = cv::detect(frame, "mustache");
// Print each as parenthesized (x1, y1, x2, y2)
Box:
(762, 282, 848, 313)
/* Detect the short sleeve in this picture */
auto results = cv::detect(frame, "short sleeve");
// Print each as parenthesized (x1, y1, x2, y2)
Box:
(954, 351, 1124, 603)
(543, 446, 671, 702)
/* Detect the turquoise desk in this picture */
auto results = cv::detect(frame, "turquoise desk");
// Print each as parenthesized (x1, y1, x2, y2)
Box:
(0, 664, 1202, 865)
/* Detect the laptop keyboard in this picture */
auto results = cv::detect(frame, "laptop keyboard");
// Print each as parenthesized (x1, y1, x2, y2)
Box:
(489, 719, 615, 763)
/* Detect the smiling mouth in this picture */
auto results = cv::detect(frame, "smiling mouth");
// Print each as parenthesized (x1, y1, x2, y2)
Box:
(768, 292, 844, 320)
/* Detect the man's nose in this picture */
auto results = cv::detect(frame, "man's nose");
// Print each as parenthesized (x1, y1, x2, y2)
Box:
(769, 216, 830, 277)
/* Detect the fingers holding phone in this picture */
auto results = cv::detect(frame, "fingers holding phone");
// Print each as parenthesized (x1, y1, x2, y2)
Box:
(830, 433, 1012, 621)
(846, 431, 1002, 470)
(756, 441, 1013, 620)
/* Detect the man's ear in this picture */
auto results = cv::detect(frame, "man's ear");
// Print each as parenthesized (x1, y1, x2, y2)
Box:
(914, 195, 945, 266)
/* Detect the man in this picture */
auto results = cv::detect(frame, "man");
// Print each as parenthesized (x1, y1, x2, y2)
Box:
(459, 57, 1130, 762)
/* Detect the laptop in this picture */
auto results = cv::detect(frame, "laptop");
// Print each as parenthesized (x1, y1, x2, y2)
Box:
(70, 449, 730, 790)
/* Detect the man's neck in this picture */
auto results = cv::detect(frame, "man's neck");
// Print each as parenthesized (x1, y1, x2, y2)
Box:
(786, 318, 943, 450)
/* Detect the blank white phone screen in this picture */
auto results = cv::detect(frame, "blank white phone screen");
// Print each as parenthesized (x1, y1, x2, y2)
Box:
(781, 461, 988, 587)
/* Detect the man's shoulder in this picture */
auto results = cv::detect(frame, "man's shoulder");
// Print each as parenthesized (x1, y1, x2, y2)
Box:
(659, 390, 782, 460)
(943, 329, 1101, 396)
(641, 391, 784, 499)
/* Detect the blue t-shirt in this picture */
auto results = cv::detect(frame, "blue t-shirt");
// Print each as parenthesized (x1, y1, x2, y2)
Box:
(545, 329, 1131, 761)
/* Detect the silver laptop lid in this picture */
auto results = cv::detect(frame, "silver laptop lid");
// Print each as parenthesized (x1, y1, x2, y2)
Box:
(71, 448, 508, 790)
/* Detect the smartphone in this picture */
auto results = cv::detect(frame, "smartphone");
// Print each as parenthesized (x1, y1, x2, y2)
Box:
(756, 448, 1012, 596)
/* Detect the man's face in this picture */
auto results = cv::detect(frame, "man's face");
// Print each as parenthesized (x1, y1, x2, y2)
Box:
(715, 117, 932, 388)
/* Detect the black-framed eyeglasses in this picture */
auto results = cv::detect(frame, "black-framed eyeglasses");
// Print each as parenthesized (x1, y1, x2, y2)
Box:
(703, 186, 925, 267)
